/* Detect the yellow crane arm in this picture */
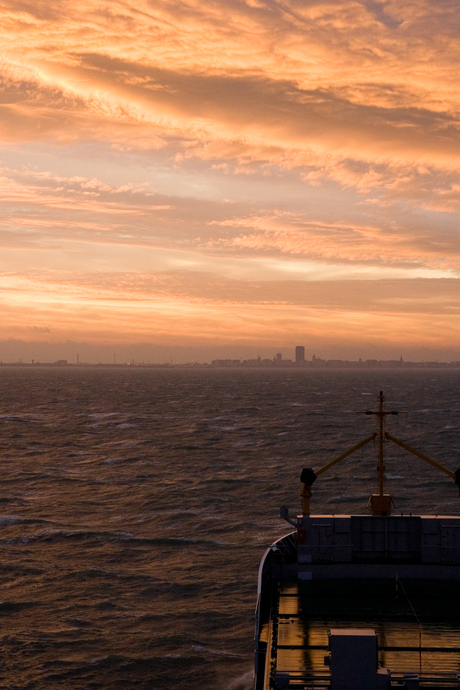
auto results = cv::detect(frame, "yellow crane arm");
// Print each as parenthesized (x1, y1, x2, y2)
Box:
(384, 431, 455, 480)
(300, 433, 377, 514)
(315, 433, 377, 477)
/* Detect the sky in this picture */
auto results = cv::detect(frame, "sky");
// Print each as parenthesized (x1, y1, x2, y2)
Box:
(1, 0, 460, 363)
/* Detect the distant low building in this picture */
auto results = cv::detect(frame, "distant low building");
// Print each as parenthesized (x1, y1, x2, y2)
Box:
(211, 359, 242, 367)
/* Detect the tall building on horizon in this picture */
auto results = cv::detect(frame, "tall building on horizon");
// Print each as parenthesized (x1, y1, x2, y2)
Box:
(295, 346, 305, 364)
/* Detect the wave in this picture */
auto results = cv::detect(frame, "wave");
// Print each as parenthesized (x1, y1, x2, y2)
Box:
(0, 529, 231, 549)
(227, 671, 254, 690)
(0, 414, 42, 422)
(0, 514, 54, 527)
(192, 644, 240, 658)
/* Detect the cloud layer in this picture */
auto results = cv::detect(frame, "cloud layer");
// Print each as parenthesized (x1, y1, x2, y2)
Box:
(0, 0, 460, 360)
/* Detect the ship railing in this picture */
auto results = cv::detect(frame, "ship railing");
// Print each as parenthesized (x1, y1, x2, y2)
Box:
(274, 532, 297, 560)
(273, 670, 460, 688)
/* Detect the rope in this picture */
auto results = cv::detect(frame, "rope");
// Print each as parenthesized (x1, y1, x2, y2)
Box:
(396, 574, 423, 675)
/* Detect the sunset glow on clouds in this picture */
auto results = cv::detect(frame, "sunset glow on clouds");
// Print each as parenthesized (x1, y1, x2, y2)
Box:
(1, 0, 460, 361)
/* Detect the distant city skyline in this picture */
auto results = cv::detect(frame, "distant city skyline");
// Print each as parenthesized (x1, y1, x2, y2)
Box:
(1, 340, 459, 366)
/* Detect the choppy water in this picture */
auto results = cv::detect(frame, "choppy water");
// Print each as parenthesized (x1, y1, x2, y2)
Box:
(0, 367, 459, 689)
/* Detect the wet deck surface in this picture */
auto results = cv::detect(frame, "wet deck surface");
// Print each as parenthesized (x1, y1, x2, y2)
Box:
(275, 583, 460, 683)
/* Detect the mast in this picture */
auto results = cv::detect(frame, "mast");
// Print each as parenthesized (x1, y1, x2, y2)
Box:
(378, 390, 384, 497)
(365, 390, 397, 515)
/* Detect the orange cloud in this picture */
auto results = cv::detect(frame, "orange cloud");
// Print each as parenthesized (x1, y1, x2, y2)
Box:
(1, 0, 460, 172)
(206, 212, 460, 273)
(0, 0, 459, 357)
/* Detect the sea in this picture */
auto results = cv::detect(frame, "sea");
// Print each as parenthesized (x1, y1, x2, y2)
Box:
(0, 366, 459, 690)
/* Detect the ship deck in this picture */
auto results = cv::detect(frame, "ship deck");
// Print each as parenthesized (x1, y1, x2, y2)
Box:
(263, 582, 460, 688)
